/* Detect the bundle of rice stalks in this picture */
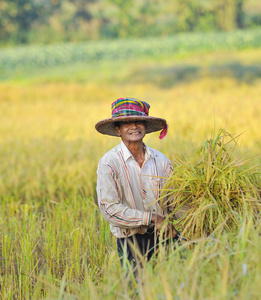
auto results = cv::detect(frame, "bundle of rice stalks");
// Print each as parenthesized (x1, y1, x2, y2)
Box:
(161, 129, 261, 240)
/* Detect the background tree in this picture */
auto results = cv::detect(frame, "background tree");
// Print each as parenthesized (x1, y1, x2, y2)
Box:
(0, 0, 61, 44)
(0, 0, 260, 45)
(235, 0, 245, 28)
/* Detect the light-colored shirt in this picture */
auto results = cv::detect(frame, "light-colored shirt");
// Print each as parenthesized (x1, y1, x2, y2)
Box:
(96, 141, 173, 238)
(97, 142, 173, 238)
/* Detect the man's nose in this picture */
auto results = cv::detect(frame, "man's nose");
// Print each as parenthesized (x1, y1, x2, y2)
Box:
(130, 122, 138, 128)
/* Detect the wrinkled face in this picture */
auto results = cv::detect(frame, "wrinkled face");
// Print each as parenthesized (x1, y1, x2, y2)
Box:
(115, 121, 146, 143)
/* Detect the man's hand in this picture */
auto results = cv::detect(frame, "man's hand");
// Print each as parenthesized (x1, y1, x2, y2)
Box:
(151, 214, 178, 239)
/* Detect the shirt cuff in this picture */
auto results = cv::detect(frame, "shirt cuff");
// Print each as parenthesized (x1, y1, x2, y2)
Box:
(142, 212, 151, 226)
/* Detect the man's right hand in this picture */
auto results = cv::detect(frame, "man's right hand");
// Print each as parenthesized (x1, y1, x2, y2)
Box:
(151, 214, 178, 238)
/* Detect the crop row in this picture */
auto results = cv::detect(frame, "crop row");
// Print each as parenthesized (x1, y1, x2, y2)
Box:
(0, 29, 261, 77)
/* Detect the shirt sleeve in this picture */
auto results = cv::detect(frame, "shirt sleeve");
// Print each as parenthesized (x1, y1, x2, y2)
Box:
(96, 162, 151, 229)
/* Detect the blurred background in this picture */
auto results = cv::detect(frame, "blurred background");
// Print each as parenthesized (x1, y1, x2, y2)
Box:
(0, 0, 260, 45)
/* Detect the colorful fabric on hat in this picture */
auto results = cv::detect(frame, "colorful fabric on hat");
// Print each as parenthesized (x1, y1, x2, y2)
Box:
(111, 98, 150, 117)
(159, 124, 168, 140)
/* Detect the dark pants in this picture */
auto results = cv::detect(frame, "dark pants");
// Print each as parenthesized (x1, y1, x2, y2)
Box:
(117, 230, 159, 268)
(117, 226, 178, 280)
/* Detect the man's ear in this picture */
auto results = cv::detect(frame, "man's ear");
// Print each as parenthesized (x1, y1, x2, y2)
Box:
(114, 126, 121, 136)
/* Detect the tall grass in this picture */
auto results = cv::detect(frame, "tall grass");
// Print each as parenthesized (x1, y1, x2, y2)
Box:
(1, 199, 260, 298)
(0, 196, 115, 298)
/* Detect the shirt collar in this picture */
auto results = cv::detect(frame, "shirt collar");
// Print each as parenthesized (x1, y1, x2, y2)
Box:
(119, 141, 154, 162)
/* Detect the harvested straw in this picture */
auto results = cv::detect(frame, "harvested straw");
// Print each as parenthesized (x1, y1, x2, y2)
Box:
(161, 129, 261, 240)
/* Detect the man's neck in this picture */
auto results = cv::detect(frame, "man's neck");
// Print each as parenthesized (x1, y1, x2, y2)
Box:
(123, 140, 145, 167)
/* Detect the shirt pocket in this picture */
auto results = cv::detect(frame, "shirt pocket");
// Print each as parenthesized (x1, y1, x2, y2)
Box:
(151, 176, 166, 190)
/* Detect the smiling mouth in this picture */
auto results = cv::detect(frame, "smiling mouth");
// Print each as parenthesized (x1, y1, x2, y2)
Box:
(130, 131, 141, 135)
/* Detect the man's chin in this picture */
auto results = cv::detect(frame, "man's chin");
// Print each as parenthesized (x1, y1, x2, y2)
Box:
(124, 137, 144, 143)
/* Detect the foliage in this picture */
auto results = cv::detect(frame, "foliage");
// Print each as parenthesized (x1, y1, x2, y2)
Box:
(0, 0, 60, 44)
(0, 0, 261, 44)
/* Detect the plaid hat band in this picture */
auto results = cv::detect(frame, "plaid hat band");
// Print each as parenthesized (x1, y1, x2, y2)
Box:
(111, 98, 150, 117)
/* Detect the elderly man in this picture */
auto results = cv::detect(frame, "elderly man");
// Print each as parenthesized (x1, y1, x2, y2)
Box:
(95, 97, 177, 270)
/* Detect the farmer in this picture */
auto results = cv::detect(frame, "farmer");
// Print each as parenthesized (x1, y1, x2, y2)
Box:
(95, 97, 178, 271)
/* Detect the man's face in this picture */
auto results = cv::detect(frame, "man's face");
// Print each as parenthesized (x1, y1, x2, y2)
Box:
(115, 121, 146, 143)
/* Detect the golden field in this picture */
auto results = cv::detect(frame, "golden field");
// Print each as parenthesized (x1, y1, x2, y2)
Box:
(0, 48, 261, 299)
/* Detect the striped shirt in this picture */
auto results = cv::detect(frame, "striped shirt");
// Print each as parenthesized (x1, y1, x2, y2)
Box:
(96, 141, 173, 238)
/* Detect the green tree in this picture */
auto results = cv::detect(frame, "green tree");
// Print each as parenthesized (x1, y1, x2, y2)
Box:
(0, 0, 256, 45)
(100, 0, 176, 38)
(216, 0, 246, 30)
(0, 0, 60, 44)
(100, 0, 136, 38)
(235, 0, 244, 28)
(175, 0, 246, 32)
(175, 0, 218, 32)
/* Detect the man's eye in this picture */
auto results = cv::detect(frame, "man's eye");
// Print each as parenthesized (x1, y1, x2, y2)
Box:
(136, 121, 146, 126)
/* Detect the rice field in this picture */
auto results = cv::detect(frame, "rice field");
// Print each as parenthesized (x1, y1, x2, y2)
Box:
(0, 34, 261, 299)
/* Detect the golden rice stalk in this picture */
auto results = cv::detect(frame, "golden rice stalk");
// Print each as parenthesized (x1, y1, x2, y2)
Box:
(160, 129, 261, 240)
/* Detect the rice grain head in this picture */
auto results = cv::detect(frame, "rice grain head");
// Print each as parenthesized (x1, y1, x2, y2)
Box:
(160, 129, 261, 240)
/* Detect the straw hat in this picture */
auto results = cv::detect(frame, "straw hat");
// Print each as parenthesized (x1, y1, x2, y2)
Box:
(95, 98, 168, 139)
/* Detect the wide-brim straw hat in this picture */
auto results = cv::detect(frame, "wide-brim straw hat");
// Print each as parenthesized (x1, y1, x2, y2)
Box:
(95, 98, 168, 139)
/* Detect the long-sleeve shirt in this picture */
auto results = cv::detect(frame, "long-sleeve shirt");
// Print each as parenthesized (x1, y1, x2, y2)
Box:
(96, 141, 173, 238)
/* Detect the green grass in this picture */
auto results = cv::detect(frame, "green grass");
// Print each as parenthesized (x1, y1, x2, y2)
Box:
(1, 48, 260, 88)
(1, 28, 261, 80)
